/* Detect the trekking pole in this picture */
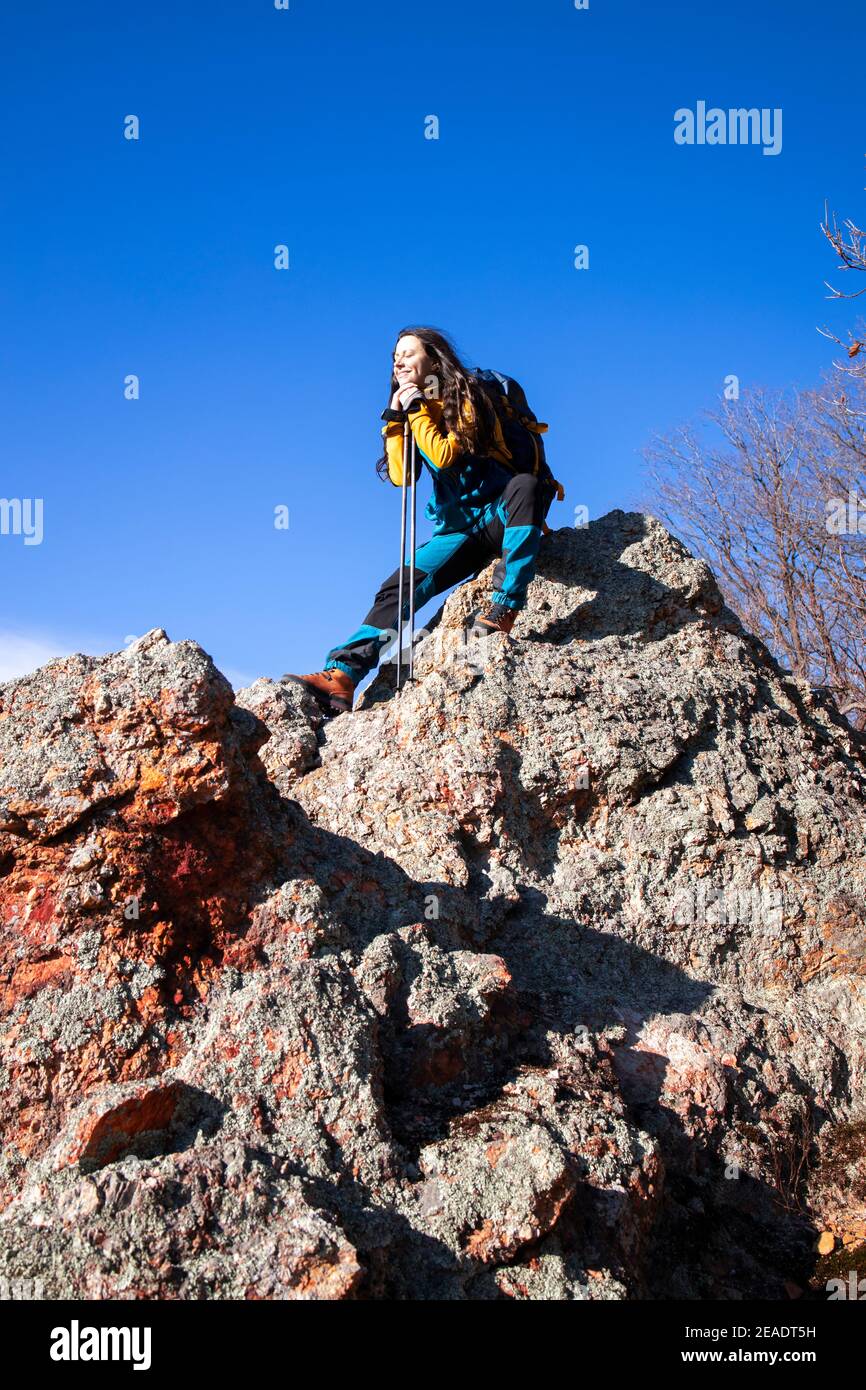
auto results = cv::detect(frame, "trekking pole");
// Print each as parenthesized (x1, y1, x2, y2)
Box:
(396, 420, 409, 690)
(408, 428, 417, 681)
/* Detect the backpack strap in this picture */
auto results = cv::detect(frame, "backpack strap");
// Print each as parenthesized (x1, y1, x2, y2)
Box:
(475, 367, 558, 490)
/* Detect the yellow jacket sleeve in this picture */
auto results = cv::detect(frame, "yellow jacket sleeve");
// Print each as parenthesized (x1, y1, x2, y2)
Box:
(406, 401, 462, 471)
(382, 395, 511, 483)
(383, 404, 456, 483)
(382, 421, 406, 487)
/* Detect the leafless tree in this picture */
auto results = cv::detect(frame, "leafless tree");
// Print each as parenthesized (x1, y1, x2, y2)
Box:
(820, 169, 866, 373)
(645, 381, 866, 725)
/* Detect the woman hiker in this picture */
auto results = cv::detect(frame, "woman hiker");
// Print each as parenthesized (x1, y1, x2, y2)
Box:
(284, 326, 562, 717)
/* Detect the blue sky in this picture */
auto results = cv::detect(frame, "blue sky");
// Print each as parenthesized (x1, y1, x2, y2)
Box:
(1, 0, 863, 687)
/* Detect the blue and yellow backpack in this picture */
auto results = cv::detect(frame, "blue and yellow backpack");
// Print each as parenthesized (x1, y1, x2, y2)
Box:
(475, 368, 565, 526)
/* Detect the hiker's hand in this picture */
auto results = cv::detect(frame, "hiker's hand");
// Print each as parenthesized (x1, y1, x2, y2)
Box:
(397, 383, 423, 409)
(390, 388, 403, 410)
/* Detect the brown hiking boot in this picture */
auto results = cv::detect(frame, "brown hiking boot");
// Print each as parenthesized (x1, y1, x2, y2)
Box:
(281, 667, 355, 717)
(470, 602, 517, 637)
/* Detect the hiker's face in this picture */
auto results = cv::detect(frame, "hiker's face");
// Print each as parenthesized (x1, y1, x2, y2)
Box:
(394, 335, 433, 390)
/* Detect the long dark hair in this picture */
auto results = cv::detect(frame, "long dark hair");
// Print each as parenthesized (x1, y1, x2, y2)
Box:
(376, 326, 498, 479)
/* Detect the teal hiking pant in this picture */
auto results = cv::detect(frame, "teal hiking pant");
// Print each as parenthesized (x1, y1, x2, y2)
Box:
(325, 472, 555, 684)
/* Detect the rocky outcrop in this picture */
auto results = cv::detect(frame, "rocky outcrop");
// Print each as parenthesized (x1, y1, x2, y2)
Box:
(1, 512, 864, 1299)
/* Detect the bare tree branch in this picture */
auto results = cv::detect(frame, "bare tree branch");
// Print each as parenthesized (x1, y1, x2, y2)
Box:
(820, 182, 866, 367)
(644, 381, 866, 727)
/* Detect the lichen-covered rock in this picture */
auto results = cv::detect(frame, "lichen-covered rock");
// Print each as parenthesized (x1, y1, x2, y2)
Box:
(0, 1140, 362, 1300)
(1, 512, 864, 1299)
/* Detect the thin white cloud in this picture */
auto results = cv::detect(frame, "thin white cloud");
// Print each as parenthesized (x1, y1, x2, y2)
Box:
(0, 630, 259, 692)
(221, 667, 260, 692)
(0, 630, 113, 684)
